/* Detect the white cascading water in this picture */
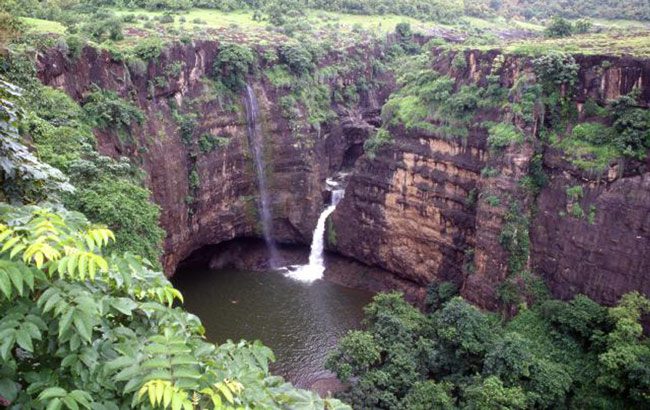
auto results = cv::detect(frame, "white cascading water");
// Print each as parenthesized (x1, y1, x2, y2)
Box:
(243, 83, 280, 268)
(285, 186, 345, 283)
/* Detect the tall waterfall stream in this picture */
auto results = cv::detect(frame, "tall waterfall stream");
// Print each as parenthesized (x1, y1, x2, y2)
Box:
(244, 84, 280, 268)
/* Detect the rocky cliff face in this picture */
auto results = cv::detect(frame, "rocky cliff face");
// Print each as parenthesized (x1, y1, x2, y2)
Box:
(332, 50, 650, 308)
(37, 40, 389, 274)
(37, 43, 650, 309)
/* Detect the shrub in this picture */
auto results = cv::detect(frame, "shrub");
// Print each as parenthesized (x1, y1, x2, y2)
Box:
(364, 128, 393, 159)
(571, 122, 613, 145)
(213, 43, 255, 91)
(82, 87, 144, 135)
(574, 19, 592, 34)
(81, 16, 124, 42)
(487, 122, 524, 149)
(566, 185, 584, 201)
(278, 43, 314, 75)
(130, 38, 165, 61)
(611, 93, 650, 159)
(198, 133, 230, 153)
(160, 12, 175, 24)
(533, 52, 579, 87)
(264, 65, 292, 88)
(499, 202, 530, 275)
(452, 52, 467, 70)
(485, 195, 501, 206)
(545, 16, 573, 38)
(64, 34, 85, 59)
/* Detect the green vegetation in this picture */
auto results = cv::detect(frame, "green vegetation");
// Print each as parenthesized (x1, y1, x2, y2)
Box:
(554, 93, 650, 173)
(328, 290, 650, 409)
(0, 204, 348, 409)
(499, 203, 530, 275)
(364, 128, 393, 159)
(82, 87, 144, 143)
(2, 1, 650, 409)
(0, 80, 72, 204)
(0, 67, 165, 265)
(487, 122, 525, 150)
(198, 133, 230, 153)
(381, 58, 487, 140)
(213, 43, 255, 91)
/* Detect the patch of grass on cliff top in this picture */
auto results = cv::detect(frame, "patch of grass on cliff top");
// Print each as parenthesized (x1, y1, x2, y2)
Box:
(114, 8, 265, 29)
(307, 10, 429, 34)
(505, 32, 650, 58)
(20, 17, 66, 34)
(461, 16, 544, 32)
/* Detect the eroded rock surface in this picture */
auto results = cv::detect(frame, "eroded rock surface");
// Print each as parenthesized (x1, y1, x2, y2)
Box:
(37, 44, 650, 309)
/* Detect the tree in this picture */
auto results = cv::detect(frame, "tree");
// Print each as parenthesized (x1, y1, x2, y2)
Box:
(0, 204, 349, 409)
(0, 79, 73, 204)
(0, 12, 23, 50)
(574, 19, 592, 34)
(213, 43, 255, 91)
(545, 16, 574, 38)
(462, 376, 527, 410)
(401, 380, 455, 410)
(598, 292, 650, 404)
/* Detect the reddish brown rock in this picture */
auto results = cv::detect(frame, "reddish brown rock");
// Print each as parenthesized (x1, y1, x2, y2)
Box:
(36, 43, 650, 310)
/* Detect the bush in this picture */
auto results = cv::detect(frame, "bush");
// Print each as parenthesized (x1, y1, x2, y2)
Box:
(533, 52, 579, 87)
(82, 87, 144, 135)
(198, 133, 230, 153)
(81, 16, 123, 42)
(160, 12, 175, 24)
(364, 128, 393, 159)
(611, 93, 650, 159)
(64, 34, 85, 59)
(545, 16, 574, 38)
(278, 43, 314, 75)
(213, 43, 255, 91)
(574, 19, 593, 34)
(487, 122, 525, 149)
(130, 38, 165, 61)
(452, 52, 467, 70)
(64, 172, 165, 263)
(571, 122, 614, 145)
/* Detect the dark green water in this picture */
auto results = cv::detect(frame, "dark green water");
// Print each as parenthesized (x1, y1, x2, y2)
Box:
(172, 268, 373, 388)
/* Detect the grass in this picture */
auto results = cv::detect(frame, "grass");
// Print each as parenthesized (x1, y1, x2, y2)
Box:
(307, 10, 430, 34)
(113, 7, 441, 36)
(505, 32, 650, 58)
(554, 133, 621, 172)
(461, 16, 544, 32)
(589, 18, 650, 30)
(20, 17, 66, 34)
(21, 7, 650, 59)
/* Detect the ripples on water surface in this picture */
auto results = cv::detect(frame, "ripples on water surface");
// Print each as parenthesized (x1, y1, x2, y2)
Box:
(172, 268, 373, 388)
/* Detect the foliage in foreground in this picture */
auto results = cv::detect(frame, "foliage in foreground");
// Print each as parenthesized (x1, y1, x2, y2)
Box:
(327, 289, 650, 409)
(0, 204, 349, 409)
(0, 63, 165, 266)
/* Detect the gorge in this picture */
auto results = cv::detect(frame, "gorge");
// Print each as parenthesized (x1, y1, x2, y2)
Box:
(2, 2, 650, 407)
(35, 41, 650, 310)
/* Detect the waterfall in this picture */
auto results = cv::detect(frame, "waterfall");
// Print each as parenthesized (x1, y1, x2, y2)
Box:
(285, 187, 345, 283)
(244, 83, 280, 268)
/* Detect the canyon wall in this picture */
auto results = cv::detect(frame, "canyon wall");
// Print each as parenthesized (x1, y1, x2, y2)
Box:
(37, 40, 388, 274)
(332, 50, 650, 308)
(37, 43, 650, 309)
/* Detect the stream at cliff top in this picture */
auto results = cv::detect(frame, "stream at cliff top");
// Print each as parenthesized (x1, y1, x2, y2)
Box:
(172, 267, 373, 389)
